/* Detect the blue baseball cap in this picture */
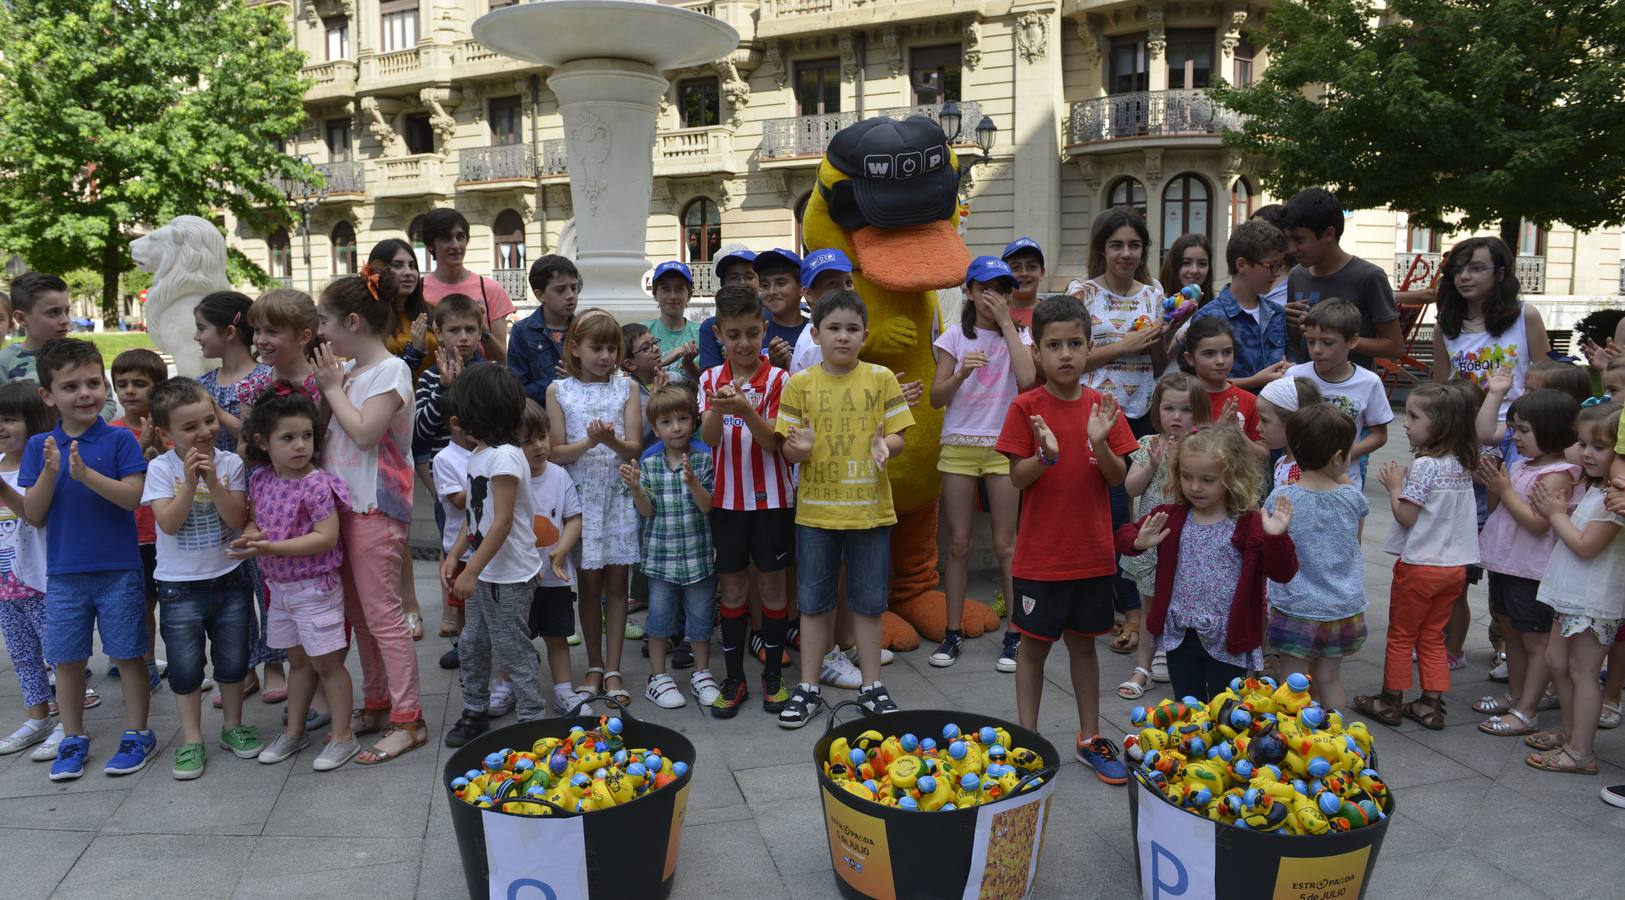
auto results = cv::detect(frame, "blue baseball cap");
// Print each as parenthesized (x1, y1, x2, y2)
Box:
(800, 248, 853, 288)
(752, 247, 802, 275)
(1002, 237, 1044, 266)
(965, 256, 1018, 289)
(652, 260, 692, 286)
(713, 248, 757, 281)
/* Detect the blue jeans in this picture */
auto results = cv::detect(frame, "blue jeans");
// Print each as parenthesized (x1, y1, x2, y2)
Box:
(157, 568, 253, 695)
(646, 576, 716, 642)
(796, 525, 891, 617)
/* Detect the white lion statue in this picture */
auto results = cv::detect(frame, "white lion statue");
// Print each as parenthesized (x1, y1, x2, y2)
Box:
(130, 215, 231, 377)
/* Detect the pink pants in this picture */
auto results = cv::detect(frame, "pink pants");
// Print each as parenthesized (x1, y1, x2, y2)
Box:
(339, 510, 421, 723)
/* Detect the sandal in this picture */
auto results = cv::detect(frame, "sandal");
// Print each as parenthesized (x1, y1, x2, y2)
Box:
(1525, 730, 1566, 751)
(354, 718, 428, 765)
(261, 688, 288, 704)
(1402, 694, 1447, 730)
(406, 612, 424, 642)
(1479, 707, 1537, 736)
(1109, 626, 1139, 655)
(350, 706, 390, 737)
(604, 670, 631, 704)
(1525, 745, 1598, 775)
(1118, 667, 1153, 700)
(1536, 690, 1560, 712)
(582, 667, 605, 695)
(1353, 690, 1404, 727)
(1473, 692, 1516, 715)
(215, 672, 260, 709)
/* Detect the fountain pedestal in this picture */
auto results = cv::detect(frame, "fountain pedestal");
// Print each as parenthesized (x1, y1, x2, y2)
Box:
(473, 1, 740, 321)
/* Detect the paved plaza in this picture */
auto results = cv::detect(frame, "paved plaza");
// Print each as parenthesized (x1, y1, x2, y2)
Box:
(3, 436, 1624, 899)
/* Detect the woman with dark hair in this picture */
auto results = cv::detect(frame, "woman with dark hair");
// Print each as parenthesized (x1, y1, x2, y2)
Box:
(1158, 233, 1213, 307)
(368, 238, 437, 379)
(1431, 235, 1549, 422)
(419, 207, 514, 358)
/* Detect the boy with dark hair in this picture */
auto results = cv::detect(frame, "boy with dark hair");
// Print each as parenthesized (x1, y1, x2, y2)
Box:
(1284, 299, 1392, 490)
(1281, 188, 1402, 368)
(700, 285, 795, 716)
(774, 290, 913, 727)
(1001, 237, 1046, 329)
(508, 254, 580, 406)
(646, 261, 702, 382)
(996, 296, 1138, 785)
(17, 339, 152, 780)
(696, 247, 759, 371)
(413, 293, 486, 465)
(755, 248, 808, 370)
(1194, 220, 1289, 389)
(0, 272, 74, 383)
(109, 347, 169, 690)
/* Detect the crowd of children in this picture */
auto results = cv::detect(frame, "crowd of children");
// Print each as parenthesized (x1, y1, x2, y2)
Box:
(1, 186, 1622, 810)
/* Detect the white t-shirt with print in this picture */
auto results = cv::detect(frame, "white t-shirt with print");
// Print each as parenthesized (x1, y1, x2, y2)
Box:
(0, 465, 47, 596)
(530, 461, 583, 588)
(141, 448, 247, 581)
(464, 443, 542, 585)
(1284, 361, 1394, 486)
(433, 442, 473, 560)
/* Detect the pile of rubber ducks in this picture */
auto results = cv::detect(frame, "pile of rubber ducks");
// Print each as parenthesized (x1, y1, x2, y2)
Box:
(822, 723, 1050, 812)
(449, 716, 688, 816)
(1161, 284, 1202, 324)
(1124, 674, 1392, 835)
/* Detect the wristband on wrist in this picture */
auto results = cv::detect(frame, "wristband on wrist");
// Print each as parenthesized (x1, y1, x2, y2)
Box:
(1036, 447, 1058, 466)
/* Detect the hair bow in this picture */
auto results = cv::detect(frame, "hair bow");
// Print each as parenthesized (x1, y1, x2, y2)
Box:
(359, 262, 382, 302)
(1582, 394, 1612, 408)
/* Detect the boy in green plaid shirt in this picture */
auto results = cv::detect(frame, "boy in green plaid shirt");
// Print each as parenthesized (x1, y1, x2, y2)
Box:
(617, 386, 719, 709)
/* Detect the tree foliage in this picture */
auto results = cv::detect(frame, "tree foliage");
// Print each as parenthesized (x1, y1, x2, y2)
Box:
(0, 0, 315, 322)
(1214, 0, 1625, 243)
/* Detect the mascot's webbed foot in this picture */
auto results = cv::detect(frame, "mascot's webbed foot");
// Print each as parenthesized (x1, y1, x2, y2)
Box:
(881, 611, 921, 653)
(890, 591, 1002, 643)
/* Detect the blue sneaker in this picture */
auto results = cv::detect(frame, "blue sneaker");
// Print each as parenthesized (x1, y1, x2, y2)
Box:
(104, 729, 157, 776)
(1076, 734, 1128, 785)
(50, 735, 90, 781)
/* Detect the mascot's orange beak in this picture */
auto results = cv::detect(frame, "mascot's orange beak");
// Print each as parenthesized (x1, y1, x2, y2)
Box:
(851, 221, 971, 294)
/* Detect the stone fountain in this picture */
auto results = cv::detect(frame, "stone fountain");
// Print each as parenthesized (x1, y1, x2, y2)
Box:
(473, 0, 739, 321)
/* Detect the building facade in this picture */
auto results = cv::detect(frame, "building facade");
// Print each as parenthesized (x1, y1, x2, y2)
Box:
(234, 0, 1624, 325)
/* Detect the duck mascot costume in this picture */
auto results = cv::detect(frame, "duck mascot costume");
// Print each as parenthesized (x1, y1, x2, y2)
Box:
(802, 115, 1001, 651)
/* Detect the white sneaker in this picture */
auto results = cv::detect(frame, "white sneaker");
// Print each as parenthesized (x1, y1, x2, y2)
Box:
(30, 723, 66, 761)
(0, 719, 52, 755)
(844, 645, 893, 667)
(1489, 653, 1509, 681)
(690, 670, 721, 707)
(553, 687, 593, 717)
(645, 673, 686, 709)
(488, 681, 517, 717)
(820, 649, 862, 690)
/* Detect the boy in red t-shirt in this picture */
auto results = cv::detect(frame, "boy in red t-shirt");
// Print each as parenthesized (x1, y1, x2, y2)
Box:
(995, 296, 1138, 785)
(109, 349, 168, 690)
(1182, 316, 1269, 463)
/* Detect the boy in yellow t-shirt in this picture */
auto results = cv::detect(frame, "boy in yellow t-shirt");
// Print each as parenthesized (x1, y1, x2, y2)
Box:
(774, 291, 913, 727)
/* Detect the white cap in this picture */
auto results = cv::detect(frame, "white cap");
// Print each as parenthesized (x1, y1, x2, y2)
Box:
(1258, 376, 1302, 412)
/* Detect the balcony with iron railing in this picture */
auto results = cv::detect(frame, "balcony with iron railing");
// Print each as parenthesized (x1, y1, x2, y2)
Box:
(761, 101, 981, 161)
(270, 161, 366, 199)
(1065, 90, 1244, 152)
(492, 268, 530, 304)
(1393, 252, 1548, 295)
(541, 140, 569, 178)
(457, 144, 537, 188)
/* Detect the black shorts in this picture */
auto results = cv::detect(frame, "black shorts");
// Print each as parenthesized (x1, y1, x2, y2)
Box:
(139, 543, 158, 604)
(1488, 573, 1551, 634)
(710, 507, 796, 574)
(529, 584, 577, 639)
(1011, 576, 1116, 642)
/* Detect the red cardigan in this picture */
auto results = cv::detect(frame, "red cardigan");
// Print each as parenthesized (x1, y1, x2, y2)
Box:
(1115, 503, 1298, 655)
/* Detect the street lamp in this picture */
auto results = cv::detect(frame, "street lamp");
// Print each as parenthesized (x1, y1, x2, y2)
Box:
(938, 102, 997, 189)
(282, 153, 319, 294)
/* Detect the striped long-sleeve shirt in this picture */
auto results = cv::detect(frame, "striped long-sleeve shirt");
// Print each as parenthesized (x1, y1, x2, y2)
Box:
(412, 356, 482, 463)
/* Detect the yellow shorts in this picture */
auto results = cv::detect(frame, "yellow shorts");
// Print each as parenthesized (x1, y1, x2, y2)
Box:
(937, 443, 1010, 477)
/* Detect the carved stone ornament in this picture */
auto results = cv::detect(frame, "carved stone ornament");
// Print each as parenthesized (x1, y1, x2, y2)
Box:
(359, 96, 401, 155)
(1221, 8, 1250, 54)
(1143, 148, 1164, 188)
(765, 42, 787, 90)
(1147, 7, 1167, 60)
(1076, 157, 1100, 190)
(565, 110, 611, 213)
(963, 18, 982, 71)
(303, 0, 354, 26)
(1077, 15, 1103, 67)
(715, 58, 751, 130)
(1016, 10, 1050, 64)
(651, 178, 675, 213)
(769, 170, 791, 206)
(881, 29, 903, 78)
(420, 88, 458, 150)
(838, 33, 858, 83)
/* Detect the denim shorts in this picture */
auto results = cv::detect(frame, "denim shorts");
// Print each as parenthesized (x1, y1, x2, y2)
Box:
(646, 576, 717, 642)
(796, 525, 891, 617)
(157, 568, 254, 694)
(44, 569, 148, 665)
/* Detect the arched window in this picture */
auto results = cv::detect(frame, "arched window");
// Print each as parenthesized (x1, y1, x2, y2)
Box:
(407, 214, 433, 273)
(682, 197, 721, 263)
(793, 193, 811, 255)
(1106, 177, 1147, 219)
(1162, 173, 1211, 253)
(268, 228, 292, 282)
(331, 221, 357, 275)
(1229, 177, 1255, 229)
(492, 209, 526, 271)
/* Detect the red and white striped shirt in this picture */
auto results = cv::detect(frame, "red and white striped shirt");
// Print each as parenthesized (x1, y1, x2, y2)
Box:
(699, 361, 793, 511)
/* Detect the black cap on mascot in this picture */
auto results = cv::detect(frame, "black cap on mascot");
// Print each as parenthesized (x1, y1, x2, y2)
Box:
(822, 116, 958, 231)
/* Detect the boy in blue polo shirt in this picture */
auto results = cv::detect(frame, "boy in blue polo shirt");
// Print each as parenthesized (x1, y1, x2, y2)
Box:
(1192, 219, 1290, 390)
(17, 339, 151, 780)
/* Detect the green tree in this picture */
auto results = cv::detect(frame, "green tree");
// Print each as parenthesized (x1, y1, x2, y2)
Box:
(1214, 0, 1625, 248)
(0, 0, 316, 325)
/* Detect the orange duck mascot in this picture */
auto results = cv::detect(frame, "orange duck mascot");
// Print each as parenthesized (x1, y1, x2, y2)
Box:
(802, 115, 1000, 650)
